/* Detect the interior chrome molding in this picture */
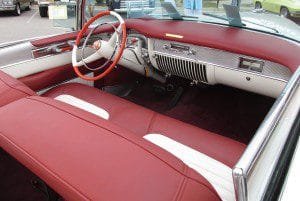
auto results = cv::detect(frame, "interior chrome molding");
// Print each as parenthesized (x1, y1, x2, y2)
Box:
(0, 39, 34, 49)
(233, 66, 300, 201)
(0, 32, 74, 49)
(0, 35, 55, 49)
(76, 0, 83, 30)
(0, 47, 97, 79)
(150, 39, 292, 82)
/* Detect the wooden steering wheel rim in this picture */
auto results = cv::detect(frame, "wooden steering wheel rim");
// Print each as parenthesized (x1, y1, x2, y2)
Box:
(73, 10, 127, 81)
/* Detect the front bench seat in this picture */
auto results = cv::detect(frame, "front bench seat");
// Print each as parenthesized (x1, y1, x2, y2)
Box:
(43, 83, 246, 201)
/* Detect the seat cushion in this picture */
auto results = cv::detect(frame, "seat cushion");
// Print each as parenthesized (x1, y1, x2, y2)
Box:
(0, 96, 221, 201)
(0, 70, 35, 107)
(44, 83, 246, 201)
(44, 83, 246, 168)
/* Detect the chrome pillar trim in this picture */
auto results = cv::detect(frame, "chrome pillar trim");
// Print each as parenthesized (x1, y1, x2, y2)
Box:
(76, 0, 83, 30)
(233, 66, 300, 201)
(232, 168, 247, 201)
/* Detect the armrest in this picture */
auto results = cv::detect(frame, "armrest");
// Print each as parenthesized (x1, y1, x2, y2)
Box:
(0, 70, 34, 107)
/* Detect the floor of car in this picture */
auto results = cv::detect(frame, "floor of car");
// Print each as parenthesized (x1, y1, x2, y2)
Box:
(104, 78, 275, 144)
(0, 149, 49, 201)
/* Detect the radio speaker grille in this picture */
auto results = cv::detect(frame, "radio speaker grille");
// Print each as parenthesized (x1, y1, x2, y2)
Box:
(155, 54, 208, 83)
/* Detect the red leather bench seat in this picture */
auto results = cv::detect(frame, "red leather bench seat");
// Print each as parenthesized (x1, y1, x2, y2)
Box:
(43, 83, 246, 200)
(44, 83, 246, 168)
(0, 70, 34, 107)
(0, 78, 246, 200)
(0, 96, 221, 201)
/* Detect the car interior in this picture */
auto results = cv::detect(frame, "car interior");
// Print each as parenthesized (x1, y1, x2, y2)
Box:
(0, 8, 299, 201)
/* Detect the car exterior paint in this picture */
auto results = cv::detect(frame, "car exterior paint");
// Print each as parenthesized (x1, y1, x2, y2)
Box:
(254, 0, 300, 17)
(0, 0, 30, 12)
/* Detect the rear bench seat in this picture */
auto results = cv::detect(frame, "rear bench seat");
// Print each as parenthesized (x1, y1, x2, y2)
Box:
(0, 74, 246, 201)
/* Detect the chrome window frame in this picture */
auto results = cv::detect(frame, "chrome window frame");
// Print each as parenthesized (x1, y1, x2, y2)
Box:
(233, 66, 300, 201)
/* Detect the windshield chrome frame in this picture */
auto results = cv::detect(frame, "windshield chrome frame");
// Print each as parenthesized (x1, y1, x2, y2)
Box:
(76, 0, 84, 30)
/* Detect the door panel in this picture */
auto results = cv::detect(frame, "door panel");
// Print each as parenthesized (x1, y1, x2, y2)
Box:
(18, 64, 79, 91)
(0, 42, 33, 67)
(274, 0, 284, 13)
(18, 60, 103, 92)
(0, 33, 93, 91)
(262, 0, 276, 12)
(0, 28, 111, 91)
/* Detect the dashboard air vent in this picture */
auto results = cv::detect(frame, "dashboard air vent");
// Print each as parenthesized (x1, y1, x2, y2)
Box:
(155, 54, 208, 83)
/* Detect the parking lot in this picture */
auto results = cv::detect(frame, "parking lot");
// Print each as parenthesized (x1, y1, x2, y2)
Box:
(0, 5, 67, 44)
(0, 3, 299, 45)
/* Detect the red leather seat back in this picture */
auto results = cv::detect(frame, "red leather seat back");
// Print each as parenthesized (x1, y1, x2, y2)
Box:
(44, 83, 246, 168)
(0, 96, 221, 201)
(0, 71, 34, 107)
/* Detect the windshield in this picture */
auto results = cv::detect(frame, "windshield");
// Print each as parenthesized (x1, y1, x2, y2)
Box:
(85, 0, 300, 42)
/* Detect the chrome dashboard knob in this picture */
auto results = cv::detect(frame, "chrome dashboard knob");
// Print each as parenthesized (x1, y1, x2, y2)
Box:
(163, 44, 170, 49)
(187, 50, 196, 55)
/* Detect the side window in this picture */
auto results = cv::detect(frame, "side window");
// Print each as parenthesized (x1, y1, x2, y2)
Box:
(0, 0, 77, 45)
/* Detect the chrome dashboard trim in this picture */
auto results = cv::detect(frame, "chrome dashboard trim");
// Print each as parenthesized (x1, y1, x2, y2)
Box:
(152, 51, 289, 83)
(214, 63, 288, 83)
(151, 39, 292, 82)
(154, 53, 208, 83)
(233, 66, 300, 201)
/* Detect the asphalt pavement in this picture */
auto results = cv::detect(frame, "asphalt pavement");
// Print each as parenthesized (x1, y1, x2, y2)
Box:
(0, 5, 66, 44)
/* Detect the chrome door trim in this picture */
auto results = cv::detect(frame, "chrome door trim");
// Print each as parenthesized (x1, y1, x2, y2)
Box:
(233, 66, 300, 201)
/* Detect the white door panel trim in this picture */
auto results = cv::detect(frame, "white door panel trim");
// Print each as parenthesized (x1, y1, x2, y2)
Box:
(0, 48, 95, 79)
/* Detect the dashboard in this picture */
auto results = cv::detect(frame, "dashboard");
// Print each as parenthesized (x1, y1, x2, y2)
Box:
(109, 32, 292, 98)
(147, 38, 291, 97)
(0, 28, 294, 98)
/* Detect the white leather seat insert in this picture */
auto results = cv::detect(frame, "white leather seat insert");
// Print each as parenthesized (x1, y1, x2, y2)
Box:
(55, 94, 110, 120)
(144, 134, 236, 201)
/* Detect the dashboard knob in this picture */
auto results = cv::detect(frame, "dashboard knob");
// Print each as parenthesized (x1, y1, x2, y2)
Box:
(188, 50, 196, 55)
(163, 44, 169, 49)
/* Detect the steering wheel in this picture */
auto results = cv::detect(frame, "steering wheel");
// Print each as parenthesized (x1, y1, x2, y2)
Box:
(72, 10, 127, 81)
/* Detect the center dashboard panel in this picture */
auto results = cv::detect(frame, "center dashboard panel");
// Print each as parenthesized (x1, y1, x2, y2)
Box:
(148, 38, 292, 98)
